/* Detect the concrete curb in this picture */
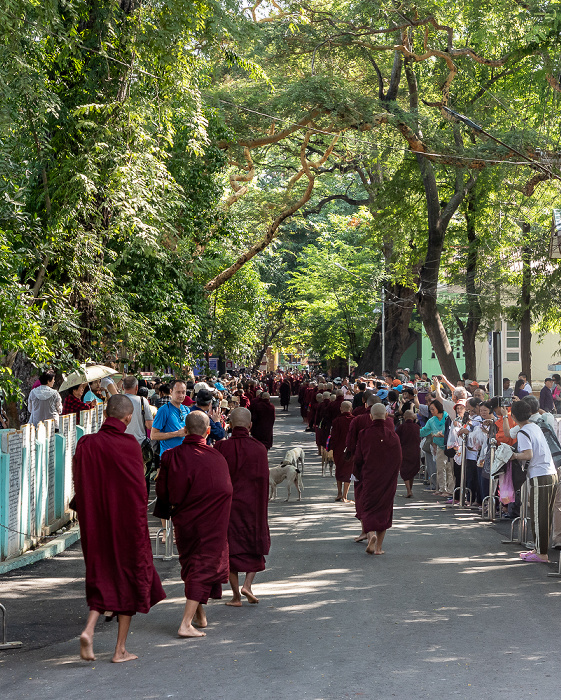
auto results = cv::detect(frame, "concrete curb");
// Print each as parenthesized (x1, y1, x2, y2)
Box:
(0, 525, 81, 574)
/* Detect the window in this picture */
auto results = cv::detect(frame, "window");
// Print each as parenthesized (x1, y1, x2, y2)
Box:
(505, 323, 520, 362)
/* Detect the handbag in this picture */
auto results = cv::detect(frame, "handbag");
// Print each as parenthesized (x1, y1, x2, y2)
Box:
(421, 434, 434, 453)
(140, 399, 154, 466)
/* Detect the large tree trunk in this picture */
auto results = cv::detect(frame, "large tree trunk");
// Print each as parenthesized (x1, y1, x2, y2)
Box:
(457, 185, 482, 379)
(521, 238, 532, 381)
(357, 282, 417, 374)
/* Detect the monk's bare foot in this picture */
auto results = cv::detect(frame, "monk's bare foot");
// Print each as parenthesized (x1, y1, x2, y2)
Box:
(366, 534, 377, 555)
(374, 550, 385, 555)
(193, 607, 207, 628)
(178, 623, 206, 638)
(241, 587, 259, 604)
(225, 598, 243, 607)
(111, 650, 138, 663)
(342, 498, 353, 504)
(79, 632, 95, 661)
(354, 532, 367, 542)
(335, 496, 343, 501)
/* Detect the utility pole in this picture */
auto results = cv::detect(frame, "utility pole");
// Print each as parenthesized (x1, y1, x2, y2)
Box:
(381, 285, 386, 373)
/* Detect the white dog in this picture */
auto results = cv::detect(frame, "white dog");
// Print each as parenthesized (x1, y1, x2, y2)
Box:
(281, 447, 305, 474)
(321, 446, 334, 477)
(269, 464, 303, 502)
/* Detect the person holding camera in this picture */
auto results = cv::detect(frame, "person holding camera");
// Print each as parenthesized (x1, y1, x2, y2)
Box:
(190, 389, 226, 444)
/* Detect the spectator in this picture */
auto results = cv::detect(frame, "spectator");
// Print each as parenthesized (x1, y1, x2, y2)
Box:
(190, 389, 226, 444)
(122, 376, 153, 446)
(28, 372, 63, 426)
(510, 400, 558, 563)
(552, 374, 561, 413)
(503, 378, 513, 398)
(62, 383, 95, 418)
(153, 383, 171, 409)
(151, 380, 190, 455)
(540, 378, 555, 413)
(513, 378, 529, 399)
(518, 373, 533, 394)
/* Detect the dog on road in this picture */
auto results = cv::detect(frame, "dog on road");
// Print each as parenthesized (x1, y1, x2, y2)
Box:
(269, 464, 303, 502)
(321, 446, 334, 477)
(281, 447, 305, 474)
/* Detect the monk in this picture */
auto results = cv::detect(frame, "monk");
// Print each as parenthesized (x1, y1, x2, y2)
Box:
(214, 408, 270, 606)
(355, 403, 402, 555)
(155, 411, 232, 638)
(315, 391, 332, 452)
(330, 400, 354, 502)
(72, 394, 166, 663)
(298, 380, 309, 422)
(279, 379, 291, 411)
(395, 410, 421, 498)
(250, 391, 276, 450)
(326, 389, 345, 424)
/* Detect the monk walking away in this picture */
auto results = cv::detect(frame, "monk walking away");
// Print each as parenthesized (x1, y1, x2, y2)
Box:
(395, 410, 421, 498)
(354, 403, 402, 555)
(155, 411, 233, 638)
(72, 395, 166, 663)
(214, 407, 271, 606)
(330, 400, 354, 502)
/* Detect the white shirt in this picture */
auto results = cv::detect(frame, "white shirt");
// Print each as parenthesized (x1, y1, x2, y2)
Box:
(124, 394, 152, 444)
(516, 421, 556, 479)
(510, 411, 555, 438)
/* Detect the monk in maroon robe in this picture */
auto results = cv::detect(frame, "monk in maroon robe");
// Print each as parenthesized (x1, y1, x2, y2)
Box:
(355, 404, 402, 555)
(155, 411, 232, 638)
(249, 392, 276, 450)
(298, 381, 309, 421)
(214, 408, 270, 606)
(330, 401, 354, 502)
(326, 390, 345, 424)
(72, 394, 165, 663)
(315, 392, 331, 451)
(395, 410, 421, 497)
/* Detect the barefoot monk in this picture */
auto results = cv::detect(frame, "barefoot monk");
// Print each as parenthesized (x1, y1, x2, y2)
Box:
(214, 407, 270, 607)
(72, 394, 166, 663)
(354, 403, 402, 555)
(155, 411, 233, 638)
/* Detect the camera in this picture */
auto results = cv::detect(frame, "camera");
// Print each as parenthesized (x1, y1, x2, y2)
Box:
(212, 397, 220, 410)
(496, 396, 513, 407)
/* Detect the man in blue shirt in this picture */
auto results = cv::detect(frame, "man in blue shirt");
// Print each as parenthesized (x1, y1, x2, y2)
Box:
(190, 389, 226, 444)
(151, 380, 190, 454)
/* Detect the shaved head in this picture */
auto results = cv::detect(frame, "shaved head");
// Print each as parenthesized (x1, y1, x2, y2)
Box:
(185, 410, 210, 436)
(230, 407, 251, 428)
(371, 403, 387, 420)
(403, 410, 416, 421)
(106, 394, 134, 420)
(341, 401, 352, 413)
(336, 389, 344, 397)
(367, 394, 381, 406)
(261, 392, 270, 401)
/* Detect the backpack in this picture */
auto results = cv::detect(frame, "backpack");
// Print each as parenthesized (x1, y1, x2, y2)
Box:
(532, 416, 561, 469)
(443, 416, 455, 458)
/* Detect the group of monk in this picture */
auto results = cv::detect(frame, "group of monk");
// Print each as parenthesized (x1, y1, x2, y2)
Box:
(301, 380, 421, 555)
(72, 396, 270, 662)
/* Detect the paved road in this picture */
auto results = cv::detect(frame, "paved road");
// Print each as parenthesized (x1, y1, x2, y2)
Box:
(2, 399, 561, 699)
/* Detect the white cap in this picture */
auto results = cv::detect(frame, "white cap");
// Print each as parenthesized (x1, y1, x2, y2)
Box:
(194, 381, 210, 393)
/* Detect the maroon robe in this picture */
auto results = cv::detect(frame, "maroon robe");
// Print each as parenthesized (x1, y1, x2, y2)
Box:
(395, 419, 421, 481)
(352, 404, 367, 417)
(330, 412, 354, 482)
(298, 384, 309, 418)
(155, 435, 233, 604)
(326, 396, 345, 424)
(308, 399, 320, 431)
(214, 427, 271, 573)
(250, 397, 276, 450)
(354, 419, 402, 532)
(72, 417, 165, 615)
(315, 398, 331, 448)
(279, 381, 291, 407)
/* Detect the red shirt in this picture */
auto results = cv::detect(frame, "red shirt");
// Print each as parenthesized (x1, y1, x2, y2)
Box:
(62, 393, 90, 417)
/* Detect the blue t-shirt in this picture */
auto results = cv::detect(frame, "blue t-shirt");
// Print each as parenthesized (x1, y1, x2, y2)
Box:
(152, 402, 190, 453)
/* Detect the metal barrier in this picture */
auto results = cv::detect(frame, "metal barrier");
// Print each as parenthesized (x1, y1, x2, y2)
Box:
(547, 549, 561, 578)
(154, 518, 178, 561)
(501, 480, 533, 547)
(452, 436, 472, 508)
(482, 438, 500, 521)
(0, 603, 22, 650)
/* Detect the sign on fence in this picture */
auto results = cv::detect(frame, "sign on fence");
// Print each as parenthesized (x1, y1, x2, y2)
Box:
(0, 404, 104, 561)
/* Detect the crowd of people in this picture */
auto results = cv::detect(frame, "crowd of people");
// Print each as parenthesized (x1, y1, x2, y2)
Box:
(17, 362, 561, 662)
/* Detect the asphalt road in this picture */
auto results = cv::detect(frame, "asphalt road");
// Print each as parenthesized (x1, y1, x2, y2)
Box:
(2, 399, 561, 699)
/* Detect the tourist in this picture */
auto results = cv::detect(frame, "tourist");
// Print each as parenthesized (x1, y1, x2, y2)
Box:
(27, 372, 62, 426)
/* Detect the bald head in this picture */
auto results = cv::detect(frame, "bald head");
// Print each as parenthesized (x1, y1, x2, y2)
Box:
(323, 391, 331, 399)
(367, 393, 381, 406)
(341, 401, 352, 413)
(261, 392, 270, 401)
(229, 407, 251, 428)
(371, 403, 387, 420)
(336, 389, 344, 397)
(185, 410, 210, 436)
(403, 410, 416, 421)
(106, 394, 134, 421)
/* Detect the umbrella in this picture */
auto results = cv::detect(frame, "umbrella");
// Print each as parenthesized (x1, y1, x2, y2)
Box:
(59, 364, 118, 392)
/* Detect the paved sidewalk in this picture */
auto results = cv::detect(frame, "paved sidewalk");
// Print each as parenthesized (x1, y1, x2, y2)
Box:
(2, 400, 561, 699)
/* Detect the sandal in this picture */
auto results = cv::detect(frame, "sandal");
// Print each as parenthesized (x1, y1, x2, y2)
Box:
(520, 551, 548, 563)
